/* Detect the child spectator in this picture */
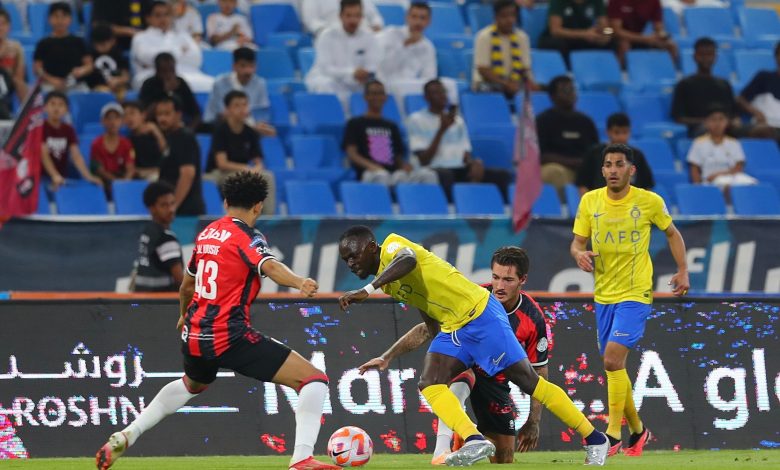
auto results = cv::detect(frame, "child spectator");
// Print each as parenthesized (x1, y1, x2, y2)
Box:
(85, 22, 131, 97)
(40, 91, 103, 189)
(0, 7, 26, 102)
(206, 0, 254, 51)
(33, 2, 93, 92)
(172, 0, 204, 45)
(123, 100, 167, 181)
(91, 103, 135, 195)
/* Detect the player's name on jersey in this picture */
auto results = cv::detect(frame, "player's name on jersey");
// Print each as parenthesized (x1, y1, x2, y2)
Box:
(198, 227, 232, 243)
(197, 245, 221, 255)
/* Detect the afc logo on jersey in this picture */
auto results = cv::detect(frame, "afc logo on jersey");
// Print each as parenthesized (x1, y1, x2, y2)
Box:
(249, 234, 272, 256)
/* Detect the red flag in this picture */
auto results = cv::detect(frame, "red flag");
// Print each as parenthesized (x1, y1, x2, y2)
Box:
(512, 87, 542, 232)
(0, 82, 45, 218)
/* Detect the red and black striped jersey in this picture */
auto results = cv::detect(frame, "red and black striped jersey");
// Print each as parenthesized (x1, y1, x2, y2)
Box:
(182, 217, 275, 358)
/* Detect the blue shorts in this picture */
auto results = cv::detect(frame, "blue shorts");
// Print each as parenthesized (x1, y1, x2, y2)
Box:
(594, 301, 652, 355)
(428, 295, 527, 377)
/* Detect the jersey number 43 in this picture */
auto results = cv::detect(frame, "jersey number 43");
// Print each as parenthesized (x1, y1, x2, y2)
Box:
(194, 259, 219, 300)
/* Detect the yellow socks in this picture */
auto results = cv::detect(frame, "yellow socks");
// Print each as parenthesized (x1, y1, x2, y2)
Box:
(421, 384, 480, 440)
(532, 376, 594, 438)
(606, 369, 630, 440)
(622, 372, 642, 434)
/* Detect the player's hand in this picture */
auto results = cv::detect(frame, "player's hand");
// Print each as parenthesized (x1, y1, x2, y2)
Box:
(176, 315, 185, 331)
(516, 420, 540, 452)
(575, 251, 597, 272)
(358, 356, 389, 375)
(339, 288, 369, 311)
(299, 278, 318, 297)
(669, 270, 690, 296)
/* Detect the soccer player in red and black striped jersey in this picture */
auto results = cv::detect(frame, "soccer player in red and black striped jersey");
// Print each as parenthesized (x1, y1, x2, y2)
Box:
(97, 171, 339, 470)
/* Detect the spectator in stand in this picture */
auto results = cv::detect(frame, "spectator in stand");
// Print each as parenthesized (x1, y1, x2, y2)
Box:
(576, 112, 654, 195)
(608, 0, 677, 65)
(375, 2, 434, 94)
(40, 91, 103, 189)
(0, 67, 14, 119)
(206, 90, 276, 215)
(0, 8, 26, 102)
(343, 79, 438, 186)
(139, 52, 202, 131)
(473, 0, 538, 98)
(90, 103, 135, 198)
(131, 0, 213, 92)
(33, 2, 92, 92)
(537, 75, 599, 191)
(305, 0, 380, 104)
(123, 100, 167, 181)
(206, 0, 254, 51)
(153, 95, 205, 216)
(204, 47, 274, 136)
(172, 0, 203, 45)
(538, 0, 614, 65)
(687, 106, 757, 192)
(85, 22, 131, 97)
(302, 0, 383, 36)
(737, 42, 780, 142)
(92, 0, 152, 53)
(407, 79, 513, 201)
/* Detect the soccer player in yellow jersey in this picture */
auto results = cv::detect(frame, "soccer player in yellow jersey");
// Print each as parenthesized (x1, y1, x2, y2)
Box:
(339, 226, 610, 466)
(570, 143, 690, 458)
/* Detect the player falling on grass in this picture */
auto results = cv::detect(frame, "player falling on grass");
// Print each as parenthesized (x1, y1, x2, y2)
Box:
(97, 171, 339, 470)
(570, 143, 689, 458)
(339, 226, 609, 467)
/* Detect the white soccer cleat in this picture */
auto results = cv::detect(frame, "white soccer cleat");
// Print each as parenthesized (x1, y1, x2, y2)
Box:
(584, 432, 609, 466)
(445, 439, 495, 467)
(95, 432, 128, 470)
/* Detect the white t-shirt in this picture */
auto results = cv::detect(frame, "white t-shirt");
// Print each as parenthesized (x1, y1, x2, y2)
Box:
(206, 12, 254, 50)
(686, 135, 746, 181)
(376, 26, 437, 83)
(306, 24, 380, 85)
(174, 7, 203, 36)
(407, 108, 471, 169)
(301, 0, 384, 35)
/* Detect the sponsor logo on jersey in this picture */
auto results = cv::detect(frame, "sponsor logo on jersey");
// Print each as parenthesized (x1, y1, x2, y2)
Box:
(537, 337, 548, 352)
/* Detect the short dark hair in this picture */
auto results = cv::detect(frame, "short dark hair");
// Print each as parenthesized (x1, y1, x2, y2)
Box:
(705, 103, 729, 117)
(147, 0, 169, 16)
(602, 143, 634, 165)
(44, 90, 69, 106)
(233, 46, 256, 63)
(339, 225, 375, 244)
(91, 21, 114, 44)
(364, 78, 385, 94)
(340, 0, 362, 13)
(143, 181, 175, 207)
(48, 2, 72, 17)
(491, 246, 530, 278)
(155, 94, 181, 112)
(493, 0, 517, 16)
(606, 112, 631, 130)
(694, 37, 717, 52)
(154, 52, 175, 69)
(222, 171, 269, 209)
(409, 2, 431, 14)
(423, 78, 443, 94)
(0, 8, 11, 24)
(548, 75, 573, 97)
(224, 89, 248, 107)
(122, 100, 143, 112)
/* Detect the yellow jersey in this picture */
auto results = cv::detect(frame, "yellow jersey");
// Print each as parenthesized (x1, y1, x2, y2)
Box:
(573, 186, 673, 305)
(378, 233, 490, 333)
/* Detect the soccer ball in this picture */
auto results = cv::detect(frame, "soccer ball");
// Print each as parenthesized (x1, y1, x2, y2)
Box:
(327, 426, 373, 467)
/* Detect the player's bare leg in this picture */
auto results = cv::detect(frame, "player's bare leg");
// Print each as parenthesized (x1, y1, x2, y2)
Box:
(603, 342, 648, 456)
(483, 432, 515, 464)
(272, 350, 340, 470)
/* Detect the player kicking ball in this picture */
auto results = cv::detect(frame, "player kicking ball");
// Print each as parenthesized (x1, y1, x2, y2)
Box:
(339, 226, 609, 466)
(97, 172, 339, 470)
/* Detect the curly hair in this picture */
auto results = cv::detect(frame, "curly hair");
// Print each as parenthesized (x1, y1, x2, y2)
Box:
(221, 171, 269, 209)
(491, 246, 530, 278)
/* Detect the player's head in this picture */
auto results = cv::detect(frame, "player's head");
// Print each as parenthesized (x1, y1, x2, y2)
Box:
(694, 37, 717, 72)
(144, 181, 176, 226)
(233, 47, 257, 84)
(407, 2, 431, 35)
(364, 79, 386, 113)
(340, 0, 363, 35)
(339, 225, 380, 280)
(549, 75, 576, 110)
(222, 171, 269, 220)
(490, 246, 529, 306)
(606, 113, 631, 145)
(493, 0, 517, 35)
(601, 143, 635, 193)
(704, 104, 729, 137)
(44, 91, 69, 121)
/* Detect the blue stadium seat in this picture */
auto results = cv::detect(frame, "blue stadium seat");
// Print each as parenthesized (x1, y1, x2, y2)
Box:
(521, 5, 549, 48)
(297, 48, 316, 77)
(349, 93, 402, 124)
(577, 92, 622, 133)
(681, 48, 733, 80)
(257, 48, 296, 80)
(652, 183, 675, 210)
(404, 94, 427, 115)
(471, 137, 512, 170)
(113, 180, 149, 215)
(531, 49, 567, 85)
(428, 3, 466, 35)
(285, 181, 338, 216)
(201, 49, 232, 77)
(453, 183, 505, 215)
(429, 33, 473, 51)
(564, 184, 580, 217)
(4, 2, 27, 37)
(37, 184, 50, 215)
(340, 182, 394, 216)
(461, 93, 513, 137)
(661, 6, 682, 38)
(78, 132, 99, 176)
(28, 3, 79, 40)
(290, 135, 342, 168)
(69, 92, 115, 133)
(675, 184, 726, 216)
(570, 51, 622, 92)
(395, 183, 449, 215)
(532, 183, 563, 217)
(467, 3, 493, 33)
(731, 184, 780, 216)
(23, 46, 33, 83)
(202, 180, 225, 216)
(196, 3, 219, 32)
(251, 4, 301, 47)
(267, 93, 292, 132)
(376, 4, 405, 26)
(524, 91, 552, 115)
(676, 138, 693, 160)
(293, 93, 346, 138)
(734, 50, 775, 86)
(621, 93, 685, 139)
(196, 134, 211, 172)
(266, 32, 309, 62)
(54, 182, 108, 215)
(654, 171, 689, 191)
(437, 49, 468, 80)
(741, 139, 780, 179)
(626, 50, 678, 93)
(683, 7, 740, 44)
(261, 137, 288, 170)
(632, 138, 677, 172)
(738, 8, 780, 49)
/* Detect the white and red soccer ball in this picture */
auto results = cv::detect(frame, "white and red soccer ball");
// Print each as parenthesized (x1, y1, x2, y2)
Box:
(327, 426, 373, 467)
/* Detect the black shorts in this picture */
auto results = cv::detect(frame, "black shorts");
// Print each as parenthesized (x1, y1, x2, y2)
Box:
(183, 330, 292, 385)
(469, 372, 517, 436)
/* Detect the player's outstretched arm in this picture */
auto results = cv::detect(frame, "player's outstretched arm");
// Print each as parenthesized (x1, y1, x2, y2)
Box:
(177, 273, 196, 331)
(339, 247, 418, 310)
(517, 364, 548, 452)
(260, 259, 318, 297)
(664, 223, 690, 296)
(358, 317, 437, 375)
(570, 235, 597, 273)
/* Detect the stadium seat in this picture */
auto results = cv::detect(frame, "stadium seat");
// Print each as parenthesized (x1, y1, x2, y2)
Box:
(285, 181, 338, 216)
(683, 7, 740, 44)
(36, 184, 50, 215)
(467, 3, 493, 33)
(738, 8, 780, 49)
(652, 183, 675, 211)
(632, 138, 677, 173)
(461, 93, 513, 137)
(570, 51, 622, 92)
(564, 184, 580, 217)
(577, 92, 622, 133)
(734, 50, 775, 86)
(532, 183, 563, 217)
(251, 4, 302, 47)
(196, 3, 219, 32)
(626, 50, 678, 93)
(523, 91, 552, 115)
(741, 139, 780, 180)
(404, 94, 427, 116)
(293, 93, 346, 138)
(452, 183, 506, 216)
(196, 134, 211, 172)
(340, 182, 394, 216)
(349, 93, 402, 123)
(731, 184, 780, 216)
(267, 93, 292, 132)
(113, 180, 149, 215)
(654, 171, 690, 192)
(297, 48, 316, 77)
(69, 92, 115, 133)
(531, 49, 568, 85)
(395, 183, 449, 215)
(429, 33, 473, 51)
(201, 49, 232, 77)
(202, 180, 225, 216)
(681, 48, 733, 80)
(676, 138, 693, 161)
(675, 184, 726, 216)
(428, 3, 466, 35)
(290, 135, 342, 168)
(261, 137, 288, 170)
(521, 5, 549, 48)
(376, 4, 405, 26)
(257, 48, 296, 80)
(437, 49, 468, 80)
(660, 6, 682, 39)
(54, 183, 109, 215)
(471, 137, 513, 170)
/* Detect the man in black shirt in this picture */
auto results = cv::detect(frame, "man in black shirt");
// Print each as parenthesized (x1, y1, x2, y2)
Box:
(576, 113, 654, 195)
(140, 53, 202, 131)
(206, 90, 276, 215)
(92, 0, 152, 53)
(536, 75, 599, 192)
(33, 2, 93, 92)
(123, 101, 167, 180)
(154, 95, 205, 216)
(85, 22, 131, 95)
(132, 181, 183, 292)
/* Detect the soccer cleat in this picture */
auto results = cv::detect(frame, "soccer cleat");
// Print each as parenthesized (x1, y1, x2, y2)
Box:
(431, 452, 451, 465)
(607, 440, 622, 457)
(445, 439, 495, 467)
(623, 428, 652, 457)
(288, 456, 341, 470)
(95, 432, 128, 470)
(584, 432, 609, 466)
